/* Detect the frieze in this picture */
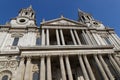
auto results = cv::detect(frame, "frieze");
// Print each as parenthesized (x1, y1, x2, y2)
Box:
(0, 60, 18, 70)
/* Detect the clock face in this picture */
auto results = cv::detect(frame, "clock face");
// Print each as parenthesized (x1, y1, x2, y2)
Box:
(17, 17, 29, 24)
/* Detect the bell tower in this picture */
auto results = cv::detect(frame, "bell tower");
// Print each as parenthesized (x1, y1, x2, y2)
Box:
(78, 9, 105, 29)
(10, 5, 36, 27)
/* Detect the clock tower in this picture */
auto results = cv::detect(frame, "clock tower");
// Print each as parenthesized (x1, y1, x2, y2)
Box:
(10, 5, 36, 27)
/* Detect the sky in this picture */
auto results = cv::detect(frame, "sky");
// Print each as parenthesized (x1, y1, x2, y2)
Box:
(0, 0, 120, 37)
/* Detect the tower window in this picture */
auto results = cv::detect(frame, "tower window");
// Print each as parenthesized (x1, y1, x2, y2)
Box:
(31, 13, 34, 17)
(12, 37, 19, 46)
(25, 12, 28, 15)
(36, 37, 41, 45)
(2, 75, 8, 80)
(81, 16, 85, 21)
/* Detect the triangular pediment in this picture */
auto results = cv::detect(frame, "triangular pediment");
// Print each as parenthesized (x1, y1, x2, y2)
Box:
(41, 17, 86, 26)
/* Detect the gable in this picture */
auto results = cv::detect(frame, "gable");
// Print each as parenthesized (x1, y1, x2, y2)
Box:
(41, 17, 86, 26)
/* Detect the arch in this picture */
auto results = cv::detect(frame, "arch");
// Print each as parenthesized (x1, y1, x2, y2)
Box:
(0, 70, 12, 80)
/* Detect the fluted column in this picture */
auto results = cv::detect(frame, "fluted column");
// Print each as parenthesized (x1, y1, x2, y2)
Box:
(24, 57, 31, 80)
(82, 30, 92, 45)
(42, 29, 45, 45)
(86, 31, 97, 45)
(46, 29, 50, 45)
(108, 55, 120, 74)
(113, 55, 120, 67)
(83, 55, 95, 80)
(65, 56, 73, 80)
(56, 29, 60, 45)
(47, 56, 52, 80)
(92, 33, 101, 45)
(40, 57, 46, 80)
(98, 55, 114, 80)
(96, 34, 106, 45)
(111, 34, 120, 45)
(70, 29, 77, 45)
(78, 55, 89, 80)
(59, 56, 67, 80)
(73, 29, 81, 45)
(17, 57, 25, 80)
(60, 29, 65, 45)
(93, 55, 109, 80)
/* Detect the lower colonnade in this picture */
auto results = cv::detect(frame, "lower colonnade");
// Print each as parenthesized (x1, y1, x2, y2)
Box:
(17, 54, 120, 80)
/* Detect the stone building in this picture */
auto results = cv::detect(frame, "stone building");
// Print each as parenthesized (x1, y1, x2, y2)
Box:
(0, 6, 120, 80)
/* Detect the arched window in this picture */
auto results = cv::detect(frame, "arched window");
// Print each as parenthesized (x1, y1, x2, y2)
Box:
(33, 72, 39, 80)
(2, 75, 8, 80)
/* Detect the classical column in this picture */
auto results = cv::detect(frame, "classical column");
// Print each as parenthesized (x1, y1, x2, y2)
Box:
(46, 29, 50, 45)
(73, 29, 81, 45)
(59, 56, 67, 80)
(86, 31, 97, 45)
(56, 29, 60, 45)
(47, 56, 52, 80)
(111, 33, 120, 45)
(113, 55, 120, 67)
(17, 57, 25, 80)
(96, 34, 106, 45)
(83, 55, 95, 80)
(42, 29, 45, 45)
(40, 57, 46, 80)
(93, 55, 109, 80)
(91, 33, 101, 45)
(108, 55, 120, 74)
(60, 29, 65, 45)
(78, 55, 89, 80)
(70, 29, 77, 45)
(24, 57, 31, 80)
(82, 30, 92, 45)
(65, 56, 73, 80)
(98, 55, 114, 80)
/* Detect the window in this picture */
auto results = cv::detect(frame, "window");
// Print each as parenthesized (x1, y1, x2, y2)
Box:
(25, 12, 28, 15)
(12, 37, 19, 46)
(2, 75, 8, 80)
(33, 72, 39, 80)
(36, 37, 41, 45)
(82, 16, 85, 21)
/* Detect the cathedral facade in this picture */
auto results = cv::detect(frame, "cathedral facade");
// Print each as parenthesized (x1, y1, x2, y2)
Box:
(0, 6, 120, 80)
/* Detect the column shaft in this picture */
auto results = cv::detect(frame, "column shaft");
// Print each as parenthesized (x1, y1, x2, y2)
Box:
(92, 33, 101, 45)
(56, 29, 60, 45)
(94, 55, 109, 80)
(40, 57, 46, 80)
(78, 55, 89, 80)
(70, 29, 77, 45)
(113, 55, 120, 67)
(47, 56, 52, 80)
(46, 29, 50, 45)
(83, 55, 95, 80)
(82, 30, 92, 45)
(109, 55, 120, 74)
(24, 57, 31, 80)
(59, 56, 67, 80)
(98, 55, 114, 80)
(42, 29, 45, 45)
(73, 29, 81, 45)
(60, 29, 65, 45)
(65, 56, 73, 80)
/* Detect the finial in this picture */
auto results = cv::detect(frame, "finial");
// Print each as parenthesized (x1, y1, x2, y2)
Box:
(61, 15, 64, 18)
(78, 8, 84, 13)
(29, 5, 32, 9)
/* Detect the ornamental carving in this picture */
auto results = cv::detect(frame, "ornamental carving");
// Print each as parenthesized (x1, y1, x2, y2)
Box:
(0, 60, 18, 70)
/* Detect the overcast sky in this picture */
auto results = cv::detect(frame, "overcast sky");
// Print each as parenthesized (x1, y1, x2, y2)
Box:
(0, 0, 120, 36)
